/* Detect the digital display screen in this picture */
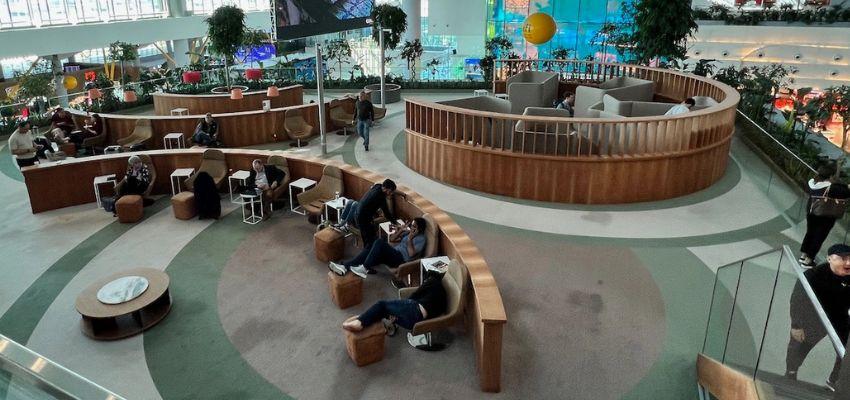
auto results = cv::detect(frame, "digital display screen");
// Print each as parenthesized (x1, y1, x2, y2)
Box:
(275, 0, 374, 40)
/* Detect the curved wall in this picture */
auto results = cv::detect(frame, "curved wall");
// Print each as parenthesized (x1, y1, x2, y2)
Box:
(406, 60, 740, 205)
(152, 85, 303, 116)
(20, 149, 506, 392)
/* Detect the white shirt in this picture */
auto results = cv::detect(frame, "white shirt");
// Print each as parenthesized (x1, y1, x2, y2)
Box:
(664, 104, 690, 116)
(8, 129, 36, 159)
(255, 171, 268, 188)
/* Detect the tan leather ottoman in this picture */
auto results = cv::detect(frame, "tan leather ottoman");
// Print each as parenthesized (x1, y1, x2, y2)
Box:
(171, 191, 197, 220)
(344, 316, 386, 367)
(116, 195, 143, 223)
(314, 228, 344, 262)
(327, 271, 362, 309)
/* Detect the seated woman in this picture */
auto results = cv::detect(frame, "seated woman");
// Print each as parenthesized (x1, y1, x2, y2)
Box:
(118, 155, 151, 198)
(342, 270, 447, 334)
(193, 171, 221, 220)
(245, 159, 286, 217)
(329, 217, 426, 279)
(50, 108, 76, 140)
(69, 114, 103, 146)
(192, 113, 219, 147)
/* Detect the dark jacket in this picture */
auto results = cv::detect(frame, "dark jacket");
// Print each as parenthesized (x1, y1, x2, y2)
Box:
(246, 165, 285, 189)
(196, 119, 218, 136)
(354, 99, 374, 122)
(410, 274, 447, 319)
(194, 171, 221, 219)
(807, 180, 850, 214)
(790, 262, 850, 338)
(356, 184, 395, 223)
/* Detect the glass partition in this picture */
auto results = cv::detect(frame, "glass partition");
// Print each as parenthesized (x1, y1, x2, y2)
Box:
(0, 335, 125, 400)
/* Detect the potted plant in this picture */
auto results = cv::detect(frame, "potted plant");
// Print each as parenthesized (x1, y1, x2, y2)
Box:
(108, 41, 139, 101)
(326, 39, 352, 82)
(370, 4, 407, 51)
(400, 40, 424, 80)
(205, 5, 248, 92)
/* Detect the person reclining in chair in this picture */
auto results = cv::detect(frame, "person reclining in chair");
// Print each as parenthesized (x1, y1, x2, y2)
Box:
(329, 217, 426, 279)
(342, 269, 446, 336)
(245, 159, 285, 218)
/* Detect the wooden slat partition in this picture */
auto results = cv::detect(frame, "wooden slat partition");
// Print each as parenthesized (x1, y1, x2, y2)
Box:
(410, 60, 740, 204)
(152, 85, 303, 115)
(20, 149, 507, 392)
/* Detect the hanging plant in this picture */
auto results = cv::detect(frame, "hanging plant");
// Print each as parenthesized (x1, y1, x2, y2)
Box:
(370, 4, 407, 50)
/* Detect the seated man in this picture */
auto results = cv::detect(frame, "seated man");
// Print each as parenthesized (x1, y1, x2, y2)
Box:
(664, 97, 696, 116)
(329, 217, 426, 279)
(342, 269, 447, 335)
(245, 159, 286, 217)
(555, 93, 575, 117)
(192, 113, 219, 146)
(118, 155, 152, 198)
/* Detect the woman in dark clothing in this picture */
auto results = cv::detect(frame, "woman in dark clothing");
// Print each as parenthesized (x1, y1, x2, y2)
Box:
(342, 271, 447, 333)
(193, 171, 221, 220)
(800, 165, 850, 267)
(118, 155, 151, 197)
(69, 114, 103, 146)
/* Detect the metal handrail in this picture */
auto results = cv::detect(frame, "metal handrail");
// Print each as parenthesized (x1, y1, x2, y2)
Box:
(736, 109, 817, 174)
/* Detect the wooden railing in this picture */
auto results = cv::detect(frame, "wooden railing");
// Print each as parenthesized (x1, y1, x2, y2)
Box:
(405, 60, 740, 204)
(152, 85, 303, 116)
(20, 150, 507, 392)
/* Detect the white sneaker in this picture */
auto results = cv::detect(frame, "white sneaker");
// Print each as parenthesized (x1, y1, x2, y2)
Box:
(826, 380, 836, 392)
(350, 265, 368, 279)
(328, 262, 346, 276)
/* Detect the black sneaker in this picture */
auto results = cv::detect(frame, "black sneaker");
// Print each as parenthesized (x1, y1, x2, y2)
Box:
(391, 278, 408, 289)
(785, 371, 797, 381)
(365, 145, 369, 152)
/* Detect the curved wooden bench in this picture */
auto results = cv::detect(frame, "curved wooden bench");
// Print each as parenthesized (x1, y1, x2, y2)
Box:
(405, 60, 740, 204)
(20, 149, 507, 392)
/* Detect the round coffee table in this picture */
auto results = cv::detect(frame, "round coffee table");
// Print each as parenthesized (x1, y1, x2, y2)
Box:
(75, 268, 171, 340)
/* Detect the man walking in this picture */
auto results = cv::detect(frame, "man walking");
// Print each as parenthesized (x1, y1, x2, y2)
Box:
(354, 91, 374, 151)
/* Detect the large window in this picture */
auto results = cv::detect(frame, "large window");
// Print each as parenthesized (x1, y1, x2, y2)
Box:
(0, 0, 168, 29)
(184, 0, 268, 15)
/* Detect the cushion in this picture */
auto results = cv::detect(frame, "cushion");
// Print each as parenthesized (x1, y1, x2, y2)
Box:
(315, 228, 344, 262)
(328, 271, 363, 309)
(344, 317, 386, 367)
(171, 191, 197, 220)
(116, 195, 143, 223)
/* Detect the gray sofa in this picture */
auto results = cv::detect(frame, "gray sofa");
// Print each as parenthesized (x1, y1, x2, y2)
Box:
(574, 76, 655, 117)
(507, 71, 559, 115)
(587, 94, 676, 118)
(512, 107, 599, 155)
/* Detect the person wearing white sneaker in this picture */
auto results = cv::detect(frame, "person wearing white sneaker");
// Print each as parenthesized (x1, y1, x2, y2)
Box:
(333, 217, 427, 279)
(342, 272, 447, 333)
(785, 243, 850, 388)
(800, 166, 850, 268)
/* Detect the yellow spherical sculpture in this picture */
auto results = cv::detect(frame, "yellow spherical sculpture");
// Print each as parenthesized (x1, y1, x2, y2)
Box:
(522, 13, 557, 45)
(63, 76, 78, 90)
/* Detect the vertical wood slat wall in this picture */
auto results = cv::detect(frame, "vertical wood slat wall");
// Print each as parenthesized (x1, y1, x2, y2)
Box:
(409, 60, 740, 205)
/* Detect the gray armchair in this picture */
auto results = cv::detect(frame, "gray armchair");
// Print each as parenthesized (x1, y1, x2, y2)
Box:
(575, 76, 655, 117)
(506, 71, 559, 114)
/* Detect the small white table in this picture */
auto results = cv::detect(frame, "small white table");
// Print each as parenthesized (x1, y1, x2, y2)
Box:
(163, 133, 185, 149)
(495, 93, 509, 100)
(228, 170, 251, 203)
(473, 89, 489, 97)
(170, 168, 195, 196)
(93, 174, 117, 209)
(170, 108, 189, 116)
(419, 256, 451, 284)
(323, 196, 347, 224)
(379, 219, 405, 238)
(289, 178, 316, 215)
(239, 192, 263, 224)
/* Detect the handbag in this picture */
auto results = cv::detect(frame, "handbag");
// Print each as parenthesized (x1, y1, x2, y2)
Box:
(810, 185, 848, 218)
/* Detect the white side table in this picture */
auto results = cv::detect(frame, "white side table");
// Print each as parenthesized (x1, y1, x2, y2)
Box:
(289, 178, 316, 215)
(170, 108, 189, 116)
(163, 133, 185, 149)
(473, 89, 489, 97)
(239, 192, 263, 224)
(170, 168, 195, 196)
(93, 174, 117, 209)
(419, 256, 451, 285)
(323, 196, 347, 224)
(228, 170, 251, 203)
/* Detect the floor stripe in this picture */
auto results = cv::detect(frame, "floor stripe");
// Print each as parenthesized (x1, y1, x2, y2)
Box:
(0, 145, 23, 183)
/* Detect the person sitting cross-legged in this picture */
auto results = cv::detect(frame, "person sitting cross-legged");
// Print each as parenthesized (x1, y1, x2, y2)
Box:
(329, 217, 427, 279)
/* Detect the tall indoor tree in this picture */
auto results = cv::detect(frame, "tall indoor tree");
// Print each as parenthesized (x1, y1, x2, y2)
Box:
(325, 39, 352, 82)
(205, 5, 247, 89)
(400, 39, 424, 80)
(370, 4, 407, 51)
(108, 41, 138, 86)
(623, 0, 698, 64)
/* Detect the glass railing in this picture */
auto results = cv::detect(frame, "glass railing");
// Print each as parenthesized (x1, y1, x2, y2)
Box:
(701, 246, 847, 399)
(0, 334, 125, 399)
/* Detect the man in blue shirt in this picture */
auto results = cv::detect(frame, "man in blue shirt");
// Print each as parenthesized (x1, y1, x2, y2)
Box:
(330, 217, 427, 279)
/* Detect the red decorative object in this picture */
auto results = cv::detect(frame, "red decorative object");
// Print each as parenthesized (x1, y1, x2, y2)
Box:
(773, 98, 794, 111)
(182, 71, 202, 84)
(21, 108, 29, 118)
(88, 88, 102, 100)
(245, 69, 263, 81)
(84, 71, 97, 82)
(266, 85, 279, 97)
(124, 90, 137, 102)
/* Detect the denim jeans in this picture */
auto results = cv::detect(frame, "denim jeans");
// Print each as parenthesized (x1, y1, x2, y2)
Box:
(343, 238, 406, 270)
(193, 131, 213, 146)
(358, 299, 424, 330)
(340, 200, 360, 225)
(357, 120, 371, 147)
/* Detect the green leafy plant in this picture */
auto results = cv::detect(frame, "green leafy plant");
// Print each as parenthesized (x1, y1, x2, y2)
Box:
(108, 41, 138, 85)
(550, 47, 573, 60)
(205, 5, 247, 88)
(814, 86, 850, 174)
(325, 39, 352, 81)
(622, 0, 697, 64)
(692, 59, 717, 77)
(480, 35, 514, 82)
(371, 4, 407, 50)
(400, 39, 424, 80)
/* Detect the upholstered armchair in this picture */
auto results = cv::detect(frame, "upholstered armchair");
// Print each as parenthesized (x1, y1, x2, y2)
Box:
(574, 76, 655, 117)
(116, 119, 153, 150)
(284, 108, 314, 147)
(398, 259, 467, 350)
(373, 105, 387, 121)
(114, 154, 157, 198)
(296, 165, 343, 219)
(185, 149, 228, 191)
(391, 213, 438, 288)
(329, 101, 355, 135)
(267, 154, 291, 209)
(80, 126, 107, 155)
